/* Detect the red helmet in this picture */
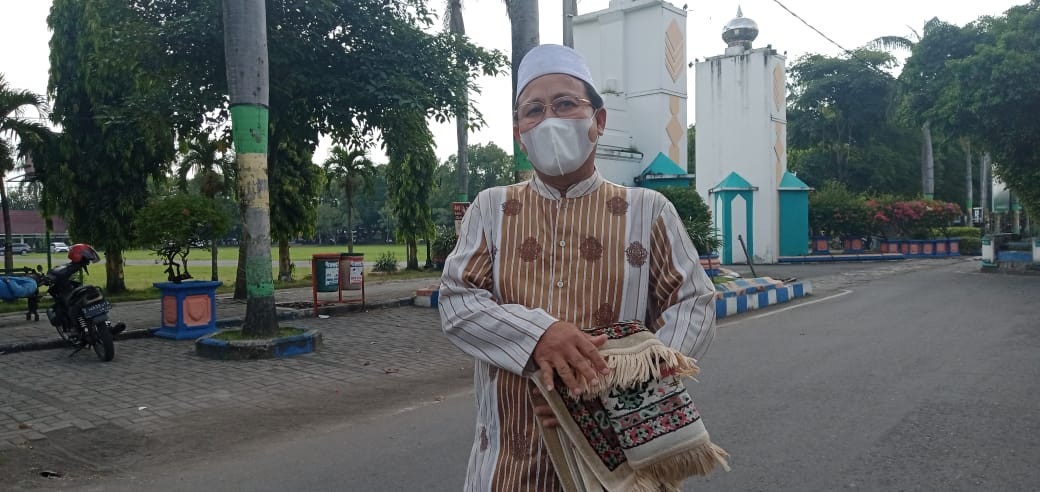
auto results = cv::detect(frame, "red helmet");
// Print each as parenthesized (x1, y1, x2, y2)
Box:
(68, 243, 100, 264)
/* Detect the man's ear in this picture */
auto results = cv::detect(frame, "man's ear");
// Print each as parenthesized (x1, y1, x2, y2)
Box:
(594, 108, 607, 136)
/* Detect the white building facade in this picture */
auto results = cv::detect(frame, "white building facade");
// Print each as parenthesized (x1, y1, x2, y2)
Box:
(573, 0, 689, 186)
(695, 10, 789, 264)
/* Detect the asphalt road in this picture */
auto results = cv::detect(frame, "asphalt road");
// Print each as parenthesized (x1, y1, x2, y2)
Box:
(76, 260, 1039, 491)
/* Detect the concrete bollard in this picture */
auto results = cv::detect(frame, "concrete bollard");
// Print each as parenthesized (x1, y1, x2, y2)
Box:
(1033, 238, 1040, 266)
(981, 236, 996, 267)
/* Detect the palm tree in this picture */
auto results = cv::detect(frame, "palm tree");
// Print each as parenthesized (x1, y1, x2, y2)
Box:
(867, 19, 950, 200)
(0, 74, 50, 272)
(177, 133, 234, 281)
(223, 0, 278, 336)
(445, 0, 470, 202)
(503, 0, 539, 182)
(323, 146, 376, 254)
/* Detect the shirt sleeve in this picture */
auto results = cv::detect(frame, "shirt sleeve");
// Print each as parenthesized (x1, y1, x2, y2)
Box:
(647, 200, 717, 360)
(438, 192, 558, 376)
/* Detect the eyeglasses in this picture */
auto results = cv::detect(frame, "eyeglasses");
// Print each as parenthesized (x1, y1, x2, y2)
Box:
(514, 96, 593, 127)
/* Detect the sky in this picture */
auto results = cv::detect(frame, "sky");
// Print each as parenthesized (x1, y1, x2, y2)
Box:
(0, 0, 1027, 166)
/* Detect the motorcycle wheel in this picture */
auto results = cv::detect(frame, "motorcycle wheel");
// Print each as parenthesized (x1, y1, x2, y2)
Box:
(92, 322, 115, 362)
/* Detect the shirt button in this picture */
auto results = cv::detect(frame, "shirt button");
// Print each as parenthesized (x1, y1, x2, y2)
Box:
(556, 281, 565, 288)
(558, 240, 566, 247)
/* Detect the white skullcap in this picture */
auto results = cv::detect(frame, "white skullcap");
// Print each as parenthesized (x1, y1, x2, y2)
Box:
(515, 44, 597, 103)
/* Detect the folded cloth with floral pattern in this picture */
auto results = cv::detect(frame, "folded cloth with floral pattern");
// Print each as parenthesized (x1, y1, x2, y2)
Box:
(533, 320, 730, 492)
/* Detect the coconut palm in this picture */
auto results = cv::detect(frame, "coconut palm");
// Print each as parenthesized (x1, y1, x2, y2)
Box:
(176, 133, 234, 281)
(0, 74, 50, 271)
(323, 146, 376, 254)
(503, 0, 539, 182)
(444, 0, 470, 202)
(223, 0, 278, 336)
(866, 18, 953, 200)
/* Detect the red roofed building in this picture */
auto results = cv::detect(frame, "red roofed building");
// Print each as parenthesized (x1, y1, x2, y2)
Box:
(0, 210, 70, 250)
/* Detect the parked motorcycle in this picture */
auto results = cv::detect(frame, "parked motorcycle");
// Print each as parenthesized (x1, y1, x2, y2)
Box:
(31, 244, 125, 362)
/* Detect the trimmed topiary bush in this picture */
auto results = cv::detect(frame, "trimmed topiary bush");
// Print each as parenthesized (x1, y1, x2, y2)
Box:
(959, 236, 982, 255)
(945, 226, 981, 238)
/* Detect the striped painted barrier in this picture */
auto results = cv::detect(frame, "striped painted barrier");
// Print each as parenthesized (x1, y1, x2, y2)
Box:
(414, 286, 440, 308)
(716, 281, 813, 318)
(714, 277, 786, 298)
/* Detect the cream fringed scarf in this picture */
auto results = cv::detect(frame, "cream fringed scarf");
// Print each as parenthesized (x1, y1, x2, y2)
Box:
(532, 321, 730, 492)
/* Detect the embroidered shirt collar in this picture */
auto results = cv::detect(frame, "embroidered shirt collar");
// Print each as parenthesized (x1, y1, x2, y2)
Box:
(529, 170, 604, 200)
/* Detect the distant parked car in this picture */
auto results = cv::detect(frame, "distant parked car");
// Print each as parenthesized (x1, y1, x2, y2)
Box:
(50, 242, 70, 253)
(0, 243, 33, 255)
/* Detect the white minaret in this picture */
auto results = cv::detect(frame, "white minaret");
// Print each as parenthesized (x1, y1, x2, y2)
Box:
(695, 8, 788, 264)
(573, 1, 689, 186)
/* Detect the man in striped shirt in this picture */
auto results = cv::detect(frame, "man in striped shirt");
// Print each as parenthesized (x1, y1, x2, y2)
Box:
(439, 44, 716, 491)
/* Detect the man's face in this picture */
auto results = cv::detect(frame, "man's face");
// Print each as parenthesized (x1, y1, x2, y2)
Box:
(513, 73, 606, 157)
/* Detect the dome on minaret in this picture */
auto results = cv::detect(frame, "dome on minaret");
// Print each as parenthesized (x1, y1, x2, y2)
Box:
(722, 6, 759, 48)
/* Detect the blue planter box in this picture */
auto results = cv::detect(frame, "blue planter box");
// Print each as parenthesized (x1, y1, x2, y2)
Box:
(699, 254, 720, 277)
(153, 280, 223, 340)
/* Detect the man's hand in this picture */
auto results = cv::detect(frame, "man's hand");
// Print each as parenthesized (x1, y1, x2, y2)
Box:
(532, 321, 610, 395)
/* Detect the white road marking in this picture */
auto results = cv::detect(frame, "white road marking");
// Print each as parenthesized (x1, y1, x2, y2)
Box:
(719, 289, 854, 327)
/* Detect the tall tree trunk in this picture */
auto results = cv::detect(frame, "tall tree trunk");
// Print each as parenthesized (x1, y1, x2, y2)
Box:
(104, 249, 126, 293)
(0, 182, 12, 272)
(424, 235, 432, 269)
(346, 185, 354, 254)
(921, 121, 935, 199)
(406, 239, 419, 270)
(277, 239, 291, 281)
(505, 0, 539, 183)
(562, 0, 577, 47)
(449, 0, 470, 202)
(211, 241, 219, 282)
(961, 138, 972, 222)
(457, 96, 469, 201)
(981, 153, 992, 231)
(224, 0, 277, 336)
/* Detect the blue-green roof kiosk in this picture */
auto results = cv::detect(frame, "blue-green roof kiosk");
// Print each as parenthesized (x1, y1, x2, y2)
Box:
(778, 171, 812, 256)
(634, 152, 695, 190)
(710, 172, 757, 265)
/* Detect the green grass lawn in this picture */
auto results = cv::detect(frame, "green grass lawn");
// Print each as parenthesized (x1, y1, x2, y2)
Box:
(117, 244, 410, 262)
(10, 243, 410, 263)
(0, 245, 439, 315)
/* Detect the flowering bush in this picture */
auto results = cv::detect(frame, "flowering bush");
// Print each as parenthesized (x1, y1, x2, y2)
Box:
(868, 197, 962, 239)
(810, 181, 871, 237)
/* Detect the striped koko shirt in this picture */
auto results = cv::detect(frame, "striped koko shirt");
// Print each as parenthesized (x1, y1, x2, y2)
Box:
(439, 170, 717, 491)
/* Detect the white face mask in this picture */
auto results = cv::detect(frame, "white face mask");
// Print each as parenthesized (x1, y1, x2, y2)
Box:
(520, 115, 598, 177)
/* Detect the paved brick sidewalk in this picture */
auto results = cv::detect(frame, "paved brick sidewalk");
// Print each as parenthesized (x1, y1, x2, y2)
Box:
(0, 277, 439, 350)
(0, 305, 461, 452)
(0, 259, 970, 465)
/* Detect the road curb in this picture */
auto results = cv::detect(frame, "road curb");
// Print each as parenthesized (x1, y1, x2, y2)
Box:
(716, 281, 813, 318)
(0, 297, 415, 355)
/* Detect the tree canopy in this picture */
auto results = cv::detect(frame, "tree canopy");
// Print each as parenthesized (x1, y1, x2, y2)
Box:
(937, 1, 1040, 217)
(39, 0, 506, 290)
(44, 0, 180, 292)
(790, 2, 1040, 223)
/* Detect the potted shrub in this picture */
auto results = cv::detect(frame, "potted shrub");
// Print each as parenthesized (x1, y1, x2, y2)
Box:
(684, 219, 722, 275)
(431, 225, 458, 270)
(134, 194, 231, 339)
(655, 186, 721, 275)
